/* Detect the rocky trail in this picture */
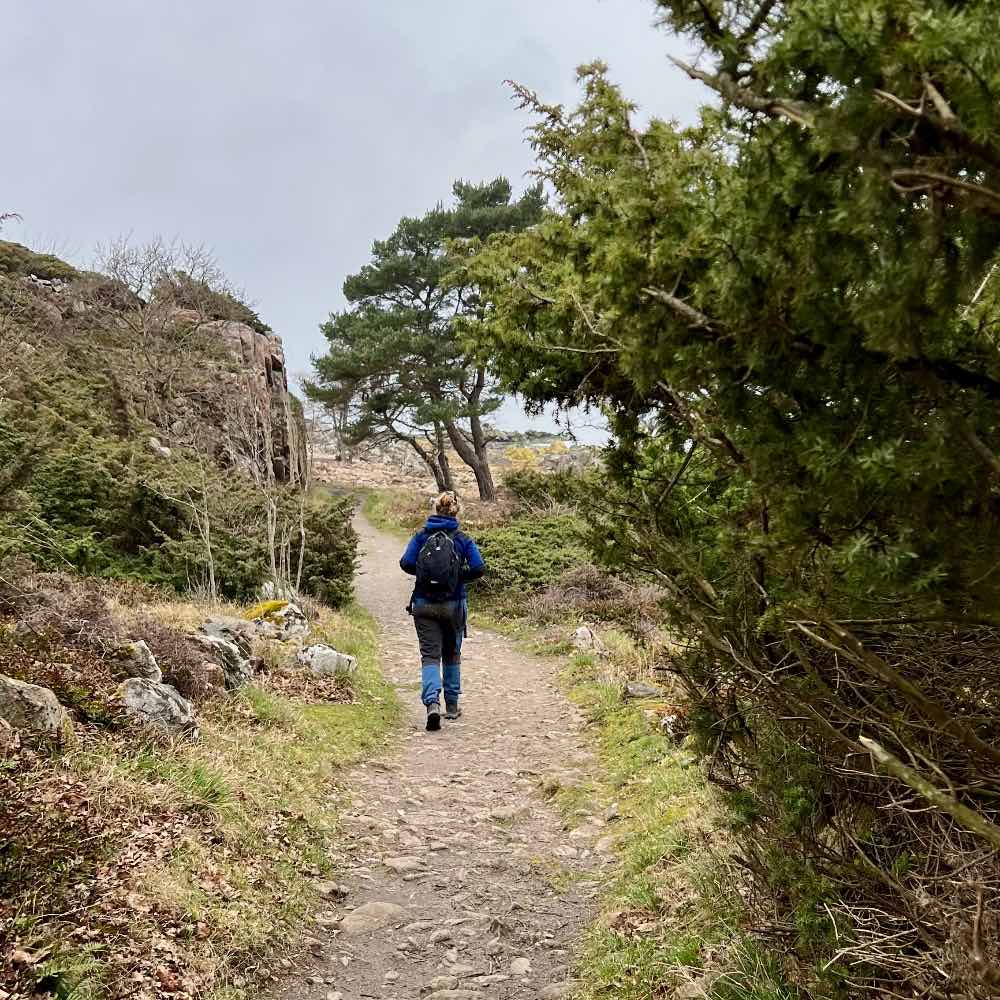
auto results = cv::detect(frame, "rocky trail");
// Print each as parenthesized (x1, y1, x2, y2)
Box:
(270, 514, 610, 1000)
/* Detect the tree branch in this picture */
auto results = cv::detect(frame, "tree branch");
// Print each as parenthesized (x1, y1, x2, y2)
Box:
(861, 737, 1000, 851)
(643, 286, 714, 329)
(890, 169, 1000, 213)
(670, 58, 815, 128)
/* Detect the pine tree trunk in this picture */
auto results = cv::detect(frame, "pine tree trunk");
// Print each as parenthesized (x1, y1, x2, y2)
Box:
(407, 436, 450, 491)
(443, 418, 497, 501)
(435, 423, 455, 492)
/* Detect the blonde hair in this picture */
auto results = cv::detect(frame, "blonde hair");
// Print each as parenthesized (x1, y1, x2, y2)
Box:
(434, 491, 461, 517)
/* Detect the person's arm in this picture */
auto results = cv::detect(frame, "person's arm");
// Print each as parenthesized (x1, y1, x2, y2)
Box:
(461, 537, 486, 584)
(400, 533, 423, 576)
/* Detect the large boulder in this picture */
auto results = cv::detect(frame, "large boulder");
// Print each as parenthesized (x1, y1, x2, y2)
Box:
(0, 675, 73, 742)
(119, 678, 198, 737)
(190, 633, 253, 690)
(123, 640, 162, 682)
(296, 644, 357, 677)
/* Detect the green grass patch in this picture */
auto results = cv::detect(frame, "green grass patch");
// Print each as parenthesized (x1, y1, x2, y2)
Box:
(361, 490, 423, 537)
(557, 651, 797, 1000)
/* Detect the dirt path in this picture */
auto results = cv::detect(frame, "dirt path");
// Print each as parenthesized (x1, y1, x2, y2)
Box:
(270, 513, 608, 1000)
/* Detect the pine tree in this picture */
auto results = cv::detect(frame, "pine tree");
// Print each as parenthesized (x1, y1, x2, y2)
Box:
(308, 179, 544, 499)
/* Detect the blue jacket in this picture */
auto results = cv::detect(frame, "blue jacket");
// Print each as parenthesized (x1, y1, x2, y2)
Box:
(400, 515, 486, 602)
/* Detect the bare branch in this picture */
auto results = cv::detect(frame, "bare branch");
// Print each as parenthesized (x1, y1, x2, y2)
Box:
(670, 58, 815, 128)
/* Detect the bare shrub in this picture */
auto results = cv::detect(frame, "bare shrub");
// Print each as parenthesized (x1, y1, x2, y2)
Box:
(535, 563, 666, 634)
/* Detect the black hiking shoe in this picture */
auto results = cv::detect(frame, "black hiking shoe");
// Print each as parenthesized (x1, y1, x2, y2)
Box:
(425, 701, 441, 731)
(445, 701, 462, 720)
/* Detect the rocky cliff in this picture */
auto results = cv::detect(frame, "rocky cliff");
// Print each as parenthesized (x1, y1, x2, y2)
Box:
(0, 239, 305, 484)
(210, 318, 305, 483)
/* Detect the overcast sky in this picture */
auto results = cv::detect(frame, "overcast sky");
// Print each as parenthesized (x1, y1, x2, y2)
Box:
(4, 1, 705, 438)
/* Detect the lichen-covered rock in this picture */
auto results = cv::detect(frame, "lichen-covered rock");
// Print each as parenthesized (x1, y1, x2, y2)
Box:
(251, 601, 308, 642)
(148, 436, 171, 458)
(296, 643, 357, 676)
(0, 674, 73, 741)
(190, 633, 253, 690)
(119, 678, 198, 737)
(123, 639, 162, 682)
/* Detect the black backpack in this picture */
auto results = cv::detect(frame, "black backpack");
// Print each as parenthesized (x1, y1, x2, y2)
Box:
(415, 529, 462, 599)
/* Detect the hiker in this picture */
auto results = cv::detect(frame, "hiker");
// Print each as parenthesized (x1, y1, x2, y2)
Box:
(400, 491, 485, 731)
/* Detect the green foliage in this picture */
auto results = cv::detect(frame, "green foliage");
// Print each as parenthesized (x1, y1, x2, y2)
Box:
(504, 467, 591, 508)
(0, 271, 356, 605)
(465, 5, 1000, 993)
(293, 495, 358, 608)
(0, 240, 78, 281)
(475, 513, 589, 594)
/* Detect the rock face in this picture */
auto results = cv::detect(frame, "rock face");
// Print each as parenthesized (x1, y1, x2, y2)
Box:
(123, 640, 162, 682)
(120, 678, 198, 737)
(296, 643, 357, 676)
(208, 319, 305, 484)
(0, 675, 73, 740)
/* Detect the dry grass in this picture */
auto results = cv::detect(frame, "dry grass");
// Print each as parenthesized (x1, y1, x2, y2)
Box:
(0, 581, 398, 1000)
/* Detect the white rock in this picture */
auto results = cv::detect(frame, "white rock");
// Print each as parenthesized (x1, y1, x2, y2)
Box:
(624, 680, 663, 700)
(200, 617, 255, 658)
(124, 640, 161, 682)
(119, 678, 198, 737)
(572, 625, 607, 655)
(0, 674, 72, 740)
(510, 956, 532, 976)
(297, 643, 358, 677)
(148, 436, 172, 458)
(490, 806, 520, 822)
(190, 633, 252, 690)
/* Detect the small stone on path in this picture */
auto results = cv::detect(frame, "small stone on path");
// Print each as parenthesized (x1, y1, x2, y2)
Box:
(338, 900, 408, 935)
(423, 975, 459, 992)
(385, 855, 424, 873)
(540, 984, 575, 999)
(510, 956, 532, 976)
